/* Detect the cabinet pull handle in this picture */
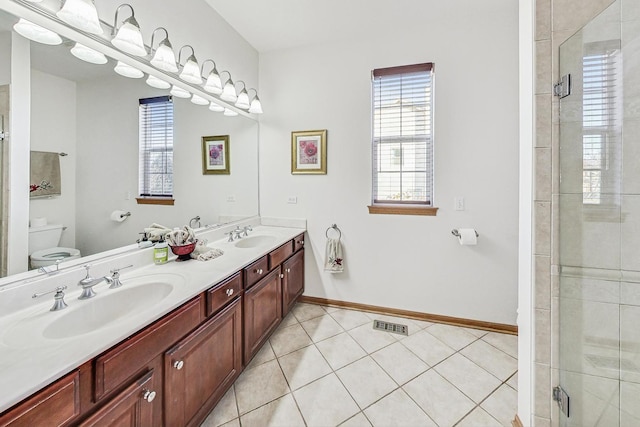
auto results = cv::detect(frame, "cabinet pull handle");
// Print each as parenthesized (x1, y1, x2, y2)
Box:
(298, 240, 304, 245)
(226, 288, 234, 297)
(255, 268, 263, 275)
(286, 268, 291, 273)
(142, 389, 156, 403)
(280, 274, 284, 279)
(173, 360, 184, 370)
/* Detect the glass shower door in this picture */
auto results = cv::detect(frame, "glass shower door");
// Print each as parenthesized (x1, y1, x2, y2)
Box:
(558, 0, 640, 425)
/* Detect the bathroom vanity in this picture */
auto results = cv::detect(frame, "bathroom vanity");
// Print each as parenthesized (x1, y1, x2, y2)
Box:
(0, 225, 305, 427)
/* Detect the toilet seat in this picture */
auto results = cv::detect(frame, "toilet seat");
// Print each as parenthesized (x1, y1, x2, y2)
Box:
(30, 247, 81, 268)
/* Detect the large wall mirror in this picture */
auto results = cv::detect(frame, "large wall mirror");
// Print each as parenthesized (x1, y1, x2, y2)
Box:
(0, 5, 259, 279)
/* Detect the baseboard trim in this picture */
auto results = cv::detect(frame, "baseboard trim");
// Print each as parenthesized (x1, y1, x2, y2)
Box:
(512, 414, 524, 427)
(298, 296, 518, 335)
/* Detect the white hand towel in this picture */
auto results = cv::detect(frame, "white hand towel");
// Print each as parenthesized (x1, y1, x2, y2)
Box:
(324, 237, 344, 273)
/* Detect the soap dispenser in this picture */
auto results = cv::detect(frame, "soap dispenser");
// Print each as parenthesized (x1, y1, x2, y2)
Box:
(154, 237, 169, 264)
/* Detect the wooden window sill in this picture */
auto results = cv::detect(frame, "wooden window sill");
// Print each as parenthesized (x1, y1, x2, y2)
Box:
(136, 197, 175, 206)
(367, 205, 438, 216)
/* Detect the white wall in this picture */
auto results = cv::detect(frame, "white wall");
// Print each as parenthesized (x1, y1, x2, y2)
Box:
(29, 69, 76, 249)
(259, 0, 520, 324)
(74, 75, 259, 256)
(0, 32, 9, 84)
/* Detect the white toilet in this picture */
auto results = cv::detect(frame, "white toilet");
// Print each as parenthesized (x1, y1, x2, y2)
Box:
(28, 224, 81, 269)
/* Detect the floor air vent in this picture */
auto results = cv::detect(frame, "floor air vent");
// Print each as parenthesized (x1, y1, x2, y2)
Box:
(373, 320, 408, 336)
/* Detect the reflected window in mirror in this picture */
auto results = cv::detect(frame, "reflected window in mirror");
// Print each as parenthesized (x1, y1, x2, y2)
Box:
(138, 96, 175, 205)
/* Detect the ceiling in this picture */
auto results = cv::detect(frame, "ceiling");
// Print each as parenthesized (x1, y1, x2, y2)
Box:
(204, 0, 497, 53)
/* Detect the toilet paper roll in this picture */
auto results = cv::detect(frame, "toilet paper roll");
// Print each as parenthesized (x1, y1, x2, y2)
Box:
(457, 228, 478, 245)
(110, 210, 129, 223)
(31, 217, 47, 227)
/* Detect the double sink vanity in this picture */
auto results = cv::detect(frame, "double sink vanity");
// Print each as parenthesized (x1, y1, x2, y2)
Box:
(0, 221, 305, 426)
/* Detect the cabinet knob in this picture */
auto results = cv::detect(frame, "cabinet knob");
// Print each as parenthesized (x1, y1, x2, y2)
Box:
(226, 288, 234, 297)
(298, 240, 304, 245)
(286, 268, 291, 273)
(255, 268, 263, 275)
(173, 360, 184, 370)
(142, 389, 156, 403)
(280, 274, 284, 279)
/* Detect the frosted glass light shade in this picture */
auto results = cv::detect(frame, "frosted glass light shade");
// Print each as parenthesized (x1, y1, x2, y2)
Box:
(112, 19, 146, 56)
(191, 94, 208, 105)
(57, 0, 103, 35)
(146, 75, 170, 89)
(209, 102, 224, 112)
(13, 19, 62, 45)
(150, 43, 178, 72)
(170, 85, 190, 98)
(179, 56, 202, 84)
(223, 108, 238, 117)
(249, 96, 263, 114)
(221, 80, 237, 103)
(203, 71, 222, 94)
(235, 89, 250, 109)
(70, 43, 107, 64)
(114, 61, 143, 78)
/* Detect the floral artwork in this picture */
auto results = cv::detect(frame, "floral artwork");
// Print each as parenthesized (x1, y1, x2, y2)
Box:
(209, 143, 224, 166)
(298, 139, 318, 164)
(291, 130, 327, 174)
(202, 135, 230, 175)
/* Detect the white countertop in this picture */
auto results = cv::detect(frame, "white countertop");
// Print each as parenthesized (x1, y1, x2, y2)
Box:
(0, 224, 305, 413)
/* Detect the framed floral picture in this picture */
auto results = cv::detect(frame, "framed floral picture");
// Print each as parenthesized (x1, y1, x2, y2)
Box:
(202, 135, 230, 175)
(291, 129, 327, 174)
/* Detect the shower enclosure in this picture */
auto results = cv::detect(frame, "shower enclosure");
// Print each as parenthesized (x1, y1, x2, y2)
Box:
(558, 0, 639, 425)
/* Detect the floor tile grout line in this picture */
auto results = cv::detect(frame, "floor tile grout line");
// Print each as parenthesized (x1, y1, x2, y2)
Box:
(272, 350, 309, 427)
(479, 333, 519, 360)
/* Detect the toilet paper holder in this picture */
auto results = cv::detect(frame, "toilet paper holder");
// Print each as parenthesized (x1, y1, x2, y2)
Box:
(451, 229, 479, 238)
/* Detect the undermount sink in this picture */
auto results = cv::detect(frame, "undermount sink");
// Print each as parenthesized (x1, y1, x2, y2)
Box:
(234, 235, 277, 248)
(43, 281, 174, 339)
(2, 273, 183, 346)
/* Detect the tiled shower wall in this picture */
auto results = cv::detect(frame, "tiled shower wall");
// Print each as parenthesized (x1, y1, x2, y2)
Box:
(534, 0, 616, 425)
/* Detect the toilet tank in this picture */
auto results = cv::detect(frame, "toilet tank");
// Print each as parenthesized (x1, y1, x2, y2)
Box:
(28, 224, 64, 254)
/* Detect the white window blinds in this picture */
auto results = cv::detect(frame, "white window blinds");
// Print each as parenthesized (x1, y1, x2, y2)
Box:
(139, 96, 174, 198)
(372, 63, 434, 205)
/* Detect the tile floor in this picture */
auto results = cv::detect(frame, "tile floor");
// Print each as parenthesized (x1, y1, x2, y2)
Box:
(201, 302, 518, 427)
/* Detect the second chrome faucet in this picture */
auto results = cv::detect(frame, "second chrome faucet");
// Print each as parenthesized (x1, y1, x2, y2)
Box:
(77, 264, 133, 300)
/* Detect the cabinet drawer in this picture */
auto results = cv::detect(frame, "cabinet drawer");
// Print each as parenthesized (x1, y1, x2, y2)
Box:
(244, 256, 268, 289)
(94, 296, 204, 400)
(268, 241, 293, 270)
(206, 272, 243, 316)
(0, 371, 80, 427)
(293, 233, 305, 253)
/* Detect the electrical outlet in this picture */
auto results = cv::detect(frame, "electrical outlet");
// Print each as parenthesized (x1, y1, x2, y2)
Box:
(287, 196, 298, 204)
(454, 197, 465, 211)
(227, 195, 236, 202)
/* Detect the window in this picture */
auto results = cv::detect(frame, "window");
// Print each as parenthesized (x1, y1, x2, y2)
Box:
(138, 96, 174, 205)
(581, 41, 621, 206)
(369, 63, 436, 215)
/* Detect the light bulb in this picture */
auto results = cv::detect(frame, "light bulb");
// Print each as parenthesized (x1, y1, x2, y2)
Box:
(191, 94, 208, 105)
(57, 0, 103, 35)
(203, 71, 222, 94)
(235, 89, 250, 109)
(221, 80, 237, 102)
(179, 56, 202, 84)
(249, 97, 263, 114)
(209, 102, 224, 112)
(223, 108, 238, 117)
(112, 19, 146, 56)
(150, 43, 178, 73)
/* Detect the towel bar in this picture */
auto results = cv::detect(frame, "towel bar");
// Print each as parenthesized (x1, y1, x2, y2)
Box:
(326, 224, 342, 239)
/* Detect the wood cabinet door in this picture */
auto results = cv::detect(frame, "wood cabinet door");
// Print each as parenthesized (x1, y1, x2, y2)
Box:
(282, 249, 305, 315)
(0, 371, 80, 427)
(79, 370, 157, 427)
(164, 298, 243, 427)
(243, 268, 282, 364)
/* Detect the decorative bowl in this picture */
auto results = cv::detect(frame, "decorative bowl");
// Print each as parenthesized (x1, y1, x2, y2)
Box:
(169, 241, 197, 262)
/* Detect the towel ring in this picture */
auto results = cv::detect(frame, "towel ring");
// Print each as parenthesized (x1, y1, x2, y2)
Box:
(326, 224, 342, 239)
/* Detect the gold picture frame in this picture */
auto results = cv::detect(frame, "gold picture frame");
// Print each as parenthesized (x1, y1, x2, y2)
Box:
(202, 135, 230, 175)
(291, 129, 327, 174)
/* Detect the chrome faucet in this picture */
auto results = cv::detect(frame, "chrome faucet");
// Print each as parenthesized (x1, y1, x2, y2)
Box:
(226, 226, 243, 241)
(106, 264, 134, 289)
(77, 265, 108, 300)
(242, 225, 253, 237)
(32, 286, 68, 311)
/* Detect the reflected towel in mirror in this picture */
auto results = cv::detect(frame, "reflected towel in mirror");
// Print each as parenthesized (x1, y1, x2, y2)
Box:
(30, 151, 61, 198)
(324, 237, 344, 273)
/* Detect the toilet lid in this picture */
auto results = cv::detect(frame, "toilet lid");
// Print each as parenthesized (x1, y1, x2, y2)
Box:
(31, 247, 81, 260)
